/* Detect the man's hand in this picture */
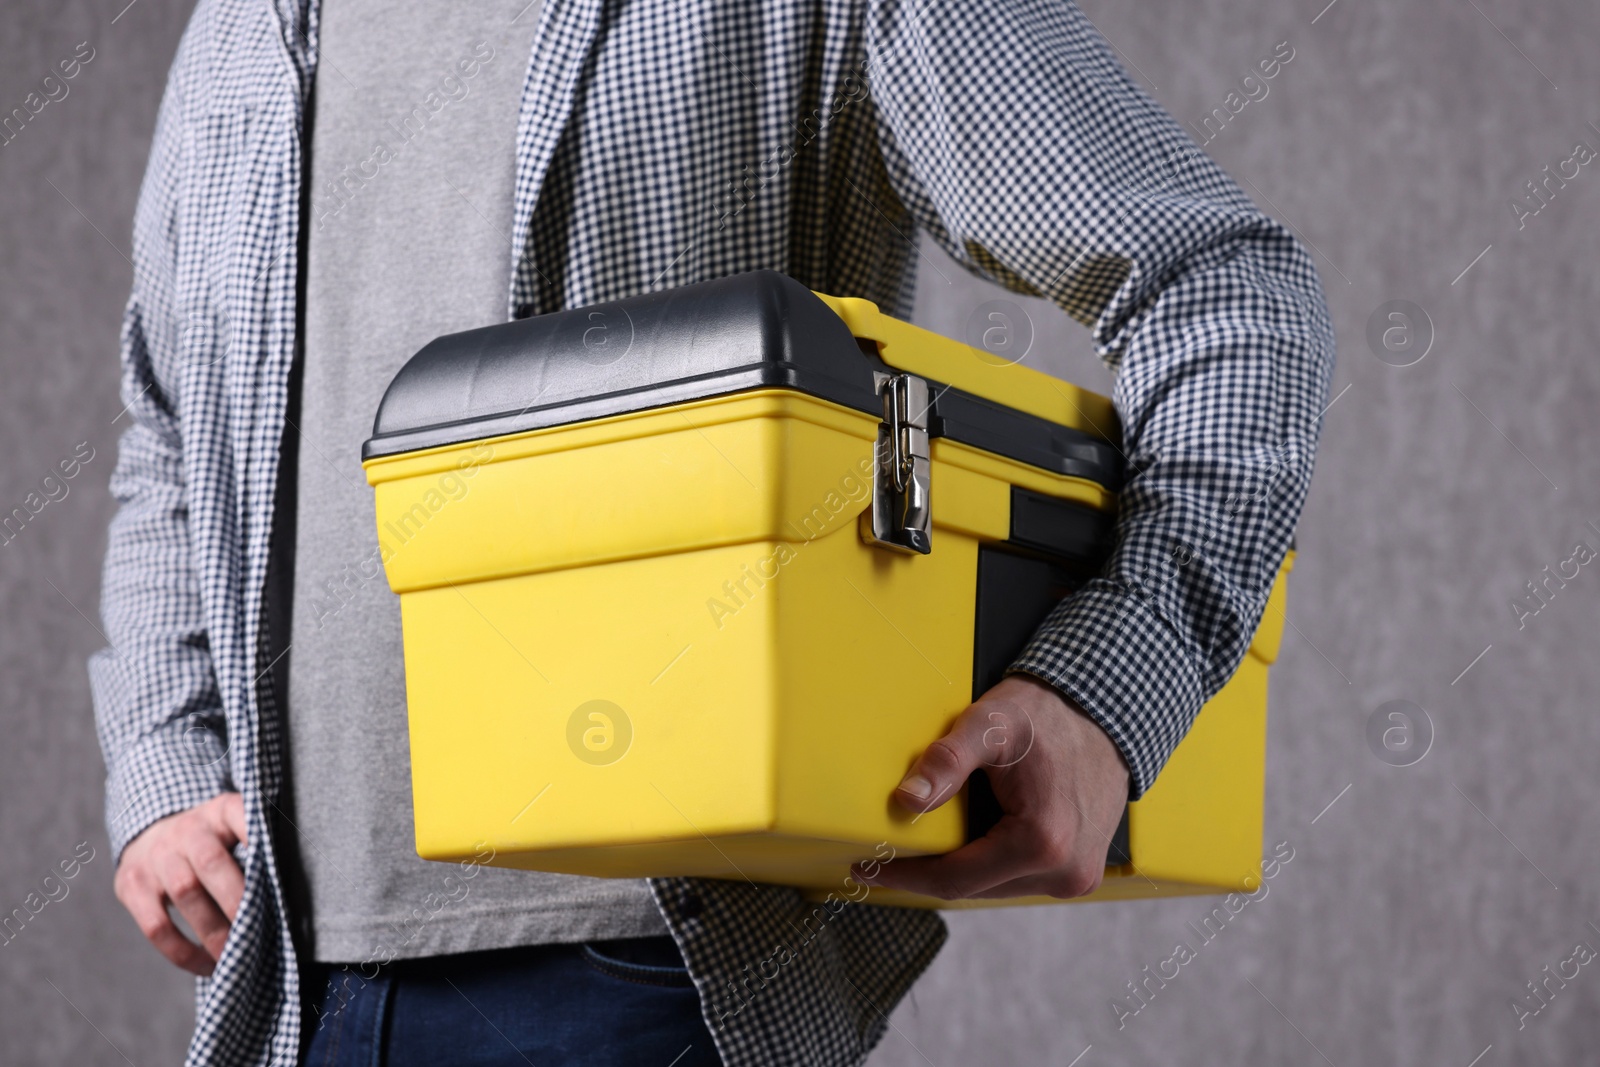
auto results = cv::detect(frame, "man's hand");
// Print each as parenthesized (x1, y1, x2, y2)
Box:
(114, 792, 247, 975)
(853, 675, 1130, 901)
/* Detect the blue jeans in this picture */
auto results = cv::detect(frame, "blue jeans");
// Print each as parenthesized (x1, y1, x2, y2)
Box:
(300, 937, 721, 1066)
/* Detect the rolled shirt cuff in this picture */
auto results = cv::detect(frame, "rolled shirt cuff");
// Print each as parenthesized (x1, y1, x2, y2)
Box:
(1006, 581, 1207, 800)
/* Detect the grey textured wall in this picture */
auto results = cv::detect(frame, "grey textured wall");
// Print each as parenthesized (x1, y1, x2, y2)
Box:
(1, 0, 1595, 1064)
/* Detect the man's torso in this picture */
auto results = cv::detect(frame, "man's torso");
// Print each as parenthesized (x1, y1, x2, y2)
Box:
(281, 0, 667, 965)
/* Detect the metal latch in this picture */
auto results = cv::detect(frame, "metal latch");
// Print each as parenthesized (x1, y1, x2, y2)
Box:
(867, 372, 932, 554)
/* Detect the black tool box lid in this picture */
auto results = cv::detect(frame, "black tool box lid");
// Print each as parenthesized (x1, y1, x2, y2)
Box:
(362, 270, 1122, 488)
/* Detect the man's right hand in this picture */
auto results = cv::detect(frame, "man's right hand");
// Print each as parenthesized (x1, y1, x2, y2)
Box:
(114, 792, 247, 976)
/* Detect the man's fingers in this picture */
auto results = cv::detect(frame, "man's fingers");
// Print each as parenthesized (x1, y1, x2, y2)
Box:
(897, 696, 1033, 813)
(211, 792, 247, 848)
(963, 863, 1106, 901)
(185, 829, 246, 923)
(155, 850, 233, 963)
(873, 676, 1129, 902)
(855, 818, 1054, 900)
(115, 869, 213, 976)
(111, 793, 249, 975)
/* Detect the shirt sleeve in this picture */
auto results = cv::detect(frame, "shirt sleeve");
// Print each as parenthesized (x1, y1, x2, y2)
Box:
(88, 63, 233, 861)
(863, 0, 1336, 797)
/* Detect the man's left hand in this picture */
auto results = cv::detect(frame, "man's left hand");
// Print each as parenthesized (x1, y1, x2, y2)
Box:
(852, 674, 1130, 901)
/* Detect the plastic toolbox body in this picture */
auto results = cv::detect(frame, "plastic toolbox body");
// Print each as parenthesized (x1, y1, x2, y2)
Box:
(362, 270, 1291, 907)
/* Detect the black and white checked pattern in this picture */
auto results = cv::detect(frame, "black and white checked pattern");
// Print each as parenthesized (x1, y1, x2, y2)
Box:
(90, 0, 1334, 1063)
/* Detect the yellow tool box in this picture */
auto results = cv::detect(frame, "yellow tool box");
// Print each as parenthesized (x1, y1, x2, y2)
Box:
(362, 270, 1292, 908)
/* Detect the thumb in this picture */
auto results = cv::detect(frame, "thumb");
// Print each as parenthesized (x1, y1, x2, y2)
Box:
(896, 696, 1030, 814)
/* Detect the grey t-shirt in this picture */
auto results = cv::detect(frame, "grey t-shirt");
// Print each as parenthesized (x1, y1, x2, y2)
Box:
(284, 0, 666, 964)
